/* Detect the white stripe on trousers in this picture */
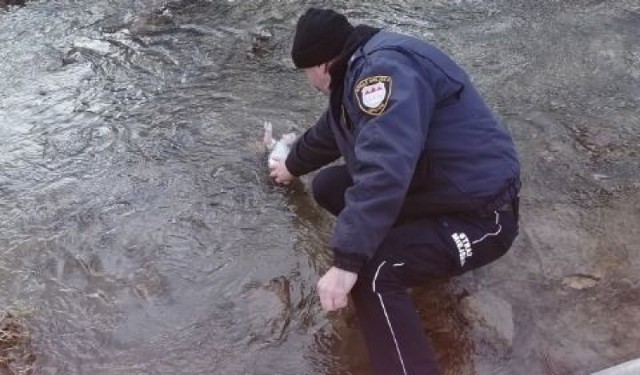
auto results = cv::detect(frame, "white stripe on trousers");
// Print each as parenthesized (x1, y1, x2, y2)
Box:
(372, 261, 409, 375)
(472, 211, 503, 245)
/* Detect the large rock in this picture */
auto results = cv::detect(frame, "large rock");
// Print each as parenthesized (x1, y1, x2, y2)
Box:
(459, 291, 514, 358)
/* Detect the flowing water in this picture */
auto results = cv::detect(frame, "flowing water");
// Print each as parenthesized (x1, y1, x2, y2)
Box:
(0, 1, 638, 374)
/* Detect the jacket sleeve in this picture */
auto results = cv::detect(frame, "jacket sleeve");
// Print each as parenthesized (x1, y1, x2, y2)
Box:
(331, 51, 436, 273)
(285, 110, 342, 177)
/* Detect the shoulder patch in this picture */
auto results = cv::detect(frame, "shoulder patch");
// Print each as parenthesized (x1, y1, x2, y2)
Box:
(354, 76, 392, 116)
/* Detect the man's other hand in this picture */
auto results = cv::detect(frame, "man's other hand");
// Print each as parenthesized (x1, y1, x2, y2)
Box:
(317, 266, 358, 312)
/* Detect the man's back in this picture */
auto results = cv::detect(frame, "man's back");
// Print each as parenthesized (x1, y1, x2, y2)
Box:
(342, 30, 521, 215)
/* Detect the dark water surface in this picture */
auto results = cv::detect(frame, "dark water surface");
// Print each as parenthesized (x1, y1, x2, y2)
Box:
(1, 1, 638, 374)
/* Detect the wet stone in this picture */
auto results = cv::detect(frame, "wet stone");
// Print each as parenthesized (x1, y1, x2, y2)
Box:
(459, 291, 514, 358)
(561, 273, 601, 290)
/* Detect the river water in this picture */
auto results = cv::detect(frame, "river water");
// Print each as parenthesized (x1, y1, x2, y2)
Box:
(1, 1, 638, 374)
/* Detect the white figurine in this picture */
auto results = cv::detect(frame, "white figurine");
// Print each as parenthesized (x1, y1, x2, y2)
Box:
(263, 121, 297, 169)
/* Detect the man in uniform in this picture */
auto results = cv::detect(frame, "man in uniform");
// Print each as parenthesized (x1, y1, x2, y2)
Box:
(269, 8, 521, 375)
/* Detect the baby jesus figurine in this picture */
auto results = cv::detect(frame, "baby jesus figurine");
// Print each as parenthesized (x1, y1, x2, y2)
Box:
(263, 121, 297, 169)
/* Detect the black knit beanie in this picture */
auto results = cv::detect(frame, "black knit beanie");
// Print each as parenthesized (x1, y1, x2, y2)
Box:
(291, 8, 354, 68)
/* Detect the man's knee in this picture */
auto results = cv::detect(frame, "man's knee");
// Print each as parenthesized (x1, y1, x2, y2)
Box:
(311, 169, 333, 207)
(311, 166, 351, 216)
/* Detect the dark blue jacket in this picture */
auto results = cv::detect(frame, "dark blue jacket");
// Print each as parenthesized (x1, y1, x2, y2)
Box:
(286, 31, 520, 272)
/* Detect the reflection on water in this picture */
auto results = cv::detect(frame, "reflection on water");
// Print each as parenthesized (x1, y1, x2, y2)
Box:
(0, 0, 638, 374)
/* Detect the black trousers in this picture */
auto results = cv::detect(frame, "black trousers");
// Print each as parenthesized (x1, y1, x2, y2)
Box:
(312, 166, 519, 375)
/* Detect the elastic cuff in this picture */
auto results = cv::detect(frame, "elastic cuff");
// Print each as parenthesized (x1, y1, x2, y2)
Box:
(284, 153, 306, 177)
(333, 249, 367, 274)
